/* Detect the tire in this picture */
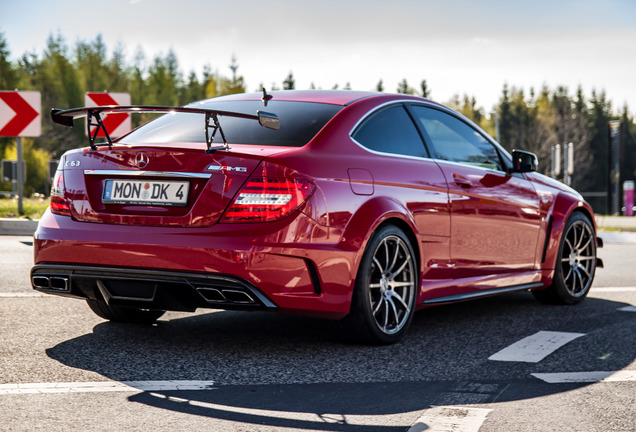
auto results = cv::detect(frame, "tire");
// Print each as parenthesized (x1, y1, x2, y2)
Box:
(533, 212, 597, 305)
(340, 225, 418, 344)
(86, 298, 165, 324)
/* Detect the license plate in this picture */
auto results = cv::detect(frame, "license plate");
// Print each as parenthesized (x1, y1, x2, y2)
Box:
(102, 179, 190, 206)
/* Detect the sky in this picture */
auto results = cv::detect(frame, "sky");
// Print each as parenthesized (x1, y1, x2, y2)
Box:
(1, 0, 636, 113)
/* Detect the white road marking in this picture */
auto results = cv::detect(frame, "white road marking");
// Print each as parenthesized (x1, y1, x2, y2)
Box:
(488, 331, 585, 363)
(0, 380, 217, 395)
(532, 370, 636, 383)
(618, 306, 636, 312)
(408, 406, 492, 432)
(0, 292, 47, 298)
(592, 287, 636, 292)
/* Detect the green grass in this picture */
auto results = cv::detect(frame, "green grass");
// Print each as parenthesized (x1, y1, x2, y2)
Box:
(0, 196, 49, 219)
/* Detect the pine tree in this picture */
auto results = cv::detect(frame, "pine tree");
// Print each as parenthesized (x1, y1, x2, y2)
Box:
(283, 71, 295, 90)
(397, 78, 413, 94)
(420, 80, 429, 98)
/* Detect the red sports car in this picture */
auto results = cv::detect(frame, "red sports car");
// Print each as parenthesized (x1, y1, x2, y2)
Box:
(32, 90, 602, 344)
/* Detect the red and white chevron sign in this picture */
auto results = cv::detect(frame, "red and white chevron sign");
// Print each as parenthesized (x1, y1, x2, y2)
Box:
(85, 92, 131, 138)
(0, 91, 41, 137)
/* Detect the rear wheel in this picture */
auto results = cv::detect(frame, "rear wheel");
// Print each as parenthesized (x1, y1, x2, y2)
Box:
(533, 212, 597, 305)
(86, 298, 165, 324)
(341, 225, 418, 344)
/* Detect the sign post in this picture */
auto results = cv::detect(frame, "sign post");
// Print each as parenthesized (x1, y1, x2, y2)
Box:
(625, 181, 634, 216)
(0, 91, 41, 215)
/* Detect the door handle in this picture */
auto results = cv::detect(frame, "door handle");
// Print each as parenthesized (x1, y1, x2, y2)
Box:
(452, 173, 472, 188)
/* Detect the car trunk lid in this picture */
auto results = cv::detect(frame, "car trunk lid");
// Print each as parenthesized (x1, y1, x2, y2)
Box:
(60, 144, 284, 227)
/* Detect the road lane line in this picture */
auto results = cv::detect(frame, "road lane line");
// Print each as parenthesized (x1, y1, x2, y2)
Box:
(488, 331, 585, 363)
(618, 306, 636, 312)
(532, 370, 636, 383)
(592, 287, 636, 292)
(408, 406, 492, 432)
(0, 380, 217, 395)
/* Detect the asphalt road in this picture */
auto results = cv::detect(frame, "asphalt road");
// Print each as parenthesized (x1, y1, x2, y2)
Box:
(1, 234, 634, 431)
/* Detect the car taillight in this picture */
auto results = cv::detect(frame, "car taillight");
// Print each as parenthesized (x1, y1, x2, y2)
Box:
(50, 171, 71, 216)
(221, 177, 315, 223)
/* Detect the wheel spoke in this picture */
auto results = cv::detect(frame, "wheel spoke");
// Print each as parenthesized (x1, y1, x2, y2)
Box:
(390, 256, 410, 280)
(573, 268, 582, 293)
(389, 281, 414, 289)
(577, 263, 591, 279)
(391, 291, 409, 310)
(564, 266, 573, 283)
(388, 298, 400, 327)
(373, 297, 383, 315)
(382, 298, 389, 331)
(369, 283, 382, 289)
(373, 257, 384, 273)
(578, 235, 593, 253)
(387, 243, 400, 273)
(383, 241, 390, 273)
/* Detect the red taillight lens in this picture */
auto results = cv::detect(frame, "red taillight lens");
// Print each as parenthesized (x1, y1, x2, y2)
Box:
(50, 171, 71, 216)
(221, 177, 314, 223)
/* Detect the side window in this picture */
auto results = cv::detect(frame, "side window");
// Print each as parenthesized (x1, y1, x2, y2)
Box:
(409, 106, 503, 171)
(352, 105, 428, 158)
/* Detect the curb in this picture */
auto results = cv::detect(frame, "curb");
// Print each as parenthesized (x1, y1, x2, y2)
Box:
(0, 219, 39, 236)
(595, 215, 636, 230)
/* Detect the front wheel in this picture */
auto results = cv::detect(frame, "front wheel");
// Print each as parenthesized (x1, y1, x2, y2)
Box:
(86, 298, 165, 324)
(533, 212, 597, 305)
(340, 225, 418, 344)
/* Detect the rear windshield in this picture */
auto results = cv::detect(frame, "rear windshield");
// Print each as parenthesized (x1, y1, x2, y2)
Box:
(121, 100, 342, 147)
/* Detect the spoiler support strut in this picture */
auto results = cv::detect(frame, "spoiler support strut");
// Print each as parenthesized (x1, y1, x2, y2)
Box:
(86, 110, 113, 150)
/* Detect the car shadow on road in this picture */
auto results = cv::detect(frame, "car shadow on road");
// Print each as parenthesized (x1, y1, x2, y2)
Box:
(46, 292, 636, 431)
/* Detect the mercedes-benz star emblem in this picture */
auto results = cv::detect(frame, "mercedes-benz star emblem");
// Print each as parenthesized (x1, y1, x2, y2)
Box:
(134, 152, 150, 169)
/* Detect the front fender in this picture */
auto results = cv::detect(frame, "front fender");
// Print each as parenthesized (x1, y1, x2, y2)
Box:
(541, 191, 596, 285)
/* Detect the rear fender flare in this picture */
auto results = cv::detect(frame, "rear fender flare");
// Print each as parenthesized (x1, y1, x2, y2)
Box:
(339, 196, 420, 286)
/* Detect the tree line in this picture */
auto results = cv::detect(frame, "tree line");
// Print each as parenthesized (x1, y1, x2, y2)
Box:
(1, 31, 634, 213)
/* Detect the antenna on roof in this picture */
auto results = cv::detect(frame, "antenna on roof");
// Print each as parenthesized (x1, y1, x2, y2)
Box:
(261, 88, 273, 107)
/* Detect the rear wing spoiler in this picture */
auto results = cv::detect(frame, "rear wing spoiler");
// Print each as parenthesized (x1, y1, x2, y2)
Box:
(51, 105, 280, 153)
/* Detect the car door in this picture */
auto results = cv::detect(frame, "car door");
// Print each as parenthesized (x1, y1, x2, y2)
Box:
(407, 104, 542, 279)
(350, 103, 452, 282)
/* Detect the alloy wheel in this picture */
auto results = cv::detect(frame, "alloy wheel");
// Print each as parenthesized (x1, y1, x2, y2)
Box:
(367, 235, 416, 335)
(560, 219, 596, 298)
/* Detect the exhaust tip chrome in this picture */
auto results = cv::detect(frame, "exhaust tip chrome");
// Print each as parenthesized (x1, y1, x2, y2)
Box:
(32, 276, 50, 290)
(196, 287, 256, 305)
(196, 287, 226, 303)
(221, 289, 255, 304)
(31, 275, 70, 292)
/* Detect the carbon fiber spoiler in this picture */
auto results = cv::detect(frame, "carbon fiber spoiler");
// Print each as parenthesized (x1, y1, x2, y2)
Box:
(50, 105, 280, 152)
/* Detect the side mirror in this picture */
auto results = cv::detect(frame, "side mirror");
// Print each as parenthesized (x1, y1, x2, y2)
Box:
(257, 111, 280, 130)
(511, 150, 538, 173)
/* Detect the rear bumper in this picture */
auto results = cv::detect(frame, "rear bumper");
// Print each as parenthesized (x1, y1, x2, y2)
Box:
(31, 264, 276, 312)
(33, 209, 356, 318)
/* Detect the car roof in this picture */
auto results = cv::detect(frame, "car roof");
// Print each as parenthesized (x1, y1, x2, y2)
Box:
(198, 90, 384, 106)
